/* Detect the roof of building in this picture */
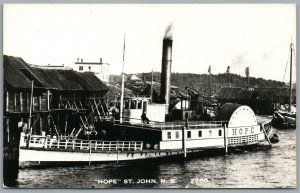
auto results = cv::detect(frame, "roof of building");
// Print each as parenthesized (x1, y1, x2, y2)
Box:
(252, 90, 275, 101)
(4, 55, 108, 92)
(219, 88, 278, 101)
(139, 82, 184, 98)
(255, 87, 296, 98)
(105, 83, 134, 98)
(218, 87, 242, 100)
(238, 89, 253, 100)
(128, 74, 141, 81)
(4, 55, 34, 89)
(75, 62, 109, 65)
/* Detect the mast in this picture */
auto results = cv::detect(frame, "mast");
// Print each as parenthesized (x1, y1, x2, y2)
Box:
(120, 34, 126, 123)
(208, 66, 211, 95)
(28, 80, 34, 135)
(227, 66, 231, 87)
(150, 69, 153, 101)
(245, 67, 250, 89)
(289, 43, 293, 113)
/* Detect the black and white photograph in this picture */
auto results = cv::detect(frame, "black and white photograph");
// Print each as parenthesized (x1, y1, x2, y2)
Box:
(2, 4, 296, 188)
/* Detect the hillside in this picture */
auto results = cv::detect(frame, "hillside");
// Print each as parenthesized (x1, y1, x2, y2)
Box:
(109, 72, 288, 95)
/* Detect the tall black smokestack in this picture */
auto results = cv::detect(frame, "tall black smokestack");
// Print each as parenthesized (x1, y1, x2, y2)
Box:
(160, 24, 173, 113)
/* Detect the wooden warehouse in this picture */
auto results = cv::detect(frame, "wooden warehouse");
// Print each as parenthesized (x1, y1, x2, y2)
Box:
(3, 55, 109, 147)
(218, 87, 281, 115)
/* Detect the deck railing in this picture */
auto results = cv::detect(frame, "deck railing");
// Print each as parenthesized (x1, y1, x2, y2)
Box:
(117, 119, 227, 130)
(28, 136, 143, 151)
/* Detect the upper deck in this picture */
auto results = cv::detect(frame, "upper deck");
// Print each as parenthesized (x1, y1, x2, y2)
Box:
(113, 120, 227, 130)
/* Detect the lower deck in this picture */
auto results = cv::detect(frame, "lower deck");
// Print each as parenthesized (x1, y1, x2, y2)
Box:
(18, 142, 266, 168)
(18, 120, 272, 167)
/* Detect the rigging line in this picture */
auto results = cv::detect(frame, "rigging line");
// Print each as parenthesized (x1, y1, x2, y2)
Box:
(103, 81, 119, 98)
(283, 48, 290, 82)
(74, 99, 106, 137)
(291, 46, 296, 85)
(293, 46, 296, 68)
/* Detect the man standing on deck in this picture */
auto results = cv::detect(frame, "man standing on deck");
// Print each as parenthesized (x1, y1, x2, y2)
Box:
(141, 112, 150, 124)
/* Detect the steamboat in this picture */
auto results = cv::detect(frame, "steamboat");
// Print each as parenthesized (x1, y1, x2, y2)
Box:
(18, 100, 273, 168)
(4, 30, 274, 168)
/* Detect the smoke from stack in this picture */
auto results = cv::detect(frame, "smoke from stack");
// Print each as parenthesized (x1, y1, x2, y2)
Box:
(164, 24, 173, 40)
(160, 24, 173, 113)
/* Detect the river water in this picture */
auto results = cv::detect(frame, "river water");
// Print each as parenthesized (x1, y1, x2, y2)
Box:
(3, 128, 296, 188)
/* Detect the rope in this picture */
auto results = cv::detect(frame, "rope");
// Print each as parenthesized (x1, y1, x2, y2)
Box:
(50, 115, 60, 136)
(283, 49, 290, 82)
(293, 46, 296, 81)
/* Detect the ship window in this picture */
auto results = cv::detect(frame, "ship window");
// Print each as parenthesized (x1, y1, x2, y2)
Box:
(88, 66, 91, 70)
(167, 132, 171, 139)
(124, 100, 129, 109)
(218, 130, 222, 136)
(143, 101, 147, 112)
(130, 100, 137, 109)
(198, 130, 202, 137)
(137, 100, 142, 109)
(79, 66, 83, 71)
(209, 130, 212, 137)
(187, 131, 191, 139)
(176, 131, 180, 139)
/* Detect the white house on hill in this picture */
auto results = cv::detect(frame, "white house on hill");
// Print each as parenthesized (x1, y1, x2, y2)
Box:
(75, 58, 110, 83)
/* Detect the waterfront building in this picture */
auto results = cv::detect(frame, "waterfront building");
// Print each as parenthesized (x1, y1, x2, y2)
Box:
(74, 58, 110, 83)
(3, 55, 109, 146)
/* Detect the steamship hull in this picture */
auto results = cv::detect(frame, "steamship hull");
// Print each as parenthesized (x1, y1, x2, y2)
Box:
(18, 146, 212, 168)
(18, 103, 273, 168)
(18, 140, 266, 168)
(18, 125, 271, 168)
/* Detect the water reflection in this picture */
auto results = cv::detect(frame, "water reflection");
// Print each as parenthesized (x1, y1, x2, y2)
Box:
(3, 129, 296, 188)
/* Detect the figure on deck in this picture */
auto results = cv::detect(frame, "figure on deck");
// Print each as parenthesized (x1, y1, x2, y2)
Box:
(111, 106, 120, 123)
(141, 112, 150, 124)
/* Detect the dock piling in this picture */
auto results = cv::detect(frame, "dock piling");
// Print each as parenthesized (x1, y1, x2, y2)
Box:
(88, 141, 92, 167)
(117, 150, 119, 165)
(261, 123, 272, 147)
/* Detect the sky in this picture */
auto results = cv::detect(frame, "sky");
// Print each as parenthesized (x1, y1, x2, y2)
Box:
(3, 4, 296, 82)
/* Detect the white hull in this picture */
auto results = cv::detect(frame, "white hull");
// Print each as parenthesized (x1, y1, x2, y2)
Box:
(18, 147, 206, 168)
(18, 140, 266, 168)
(18, 115, 272, 168)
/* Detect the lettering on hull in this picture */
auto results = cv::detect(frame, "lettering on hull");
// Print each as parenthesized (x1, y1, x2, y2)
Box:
(229, 126, 259, 137)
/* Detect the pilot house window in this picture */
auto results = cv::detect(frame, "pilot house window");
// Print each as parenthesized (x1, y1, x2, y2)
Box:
(137, 100, 142, 109)
(130, 100, 137, 109)
(218, 130, 222, 136)
(124, 100, 129, 109)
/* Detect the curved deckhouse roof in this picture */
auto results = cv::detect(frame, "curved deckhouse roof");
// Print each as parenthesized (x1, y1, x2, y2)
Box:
(4, 55, 108, 92)
(215, 102, 257, 127)
(215, 103, 241, 122)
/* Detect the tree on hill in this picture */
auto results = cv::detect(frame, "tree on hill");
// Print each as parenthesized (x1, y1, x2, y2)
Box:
(109, 72, 288, 95)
